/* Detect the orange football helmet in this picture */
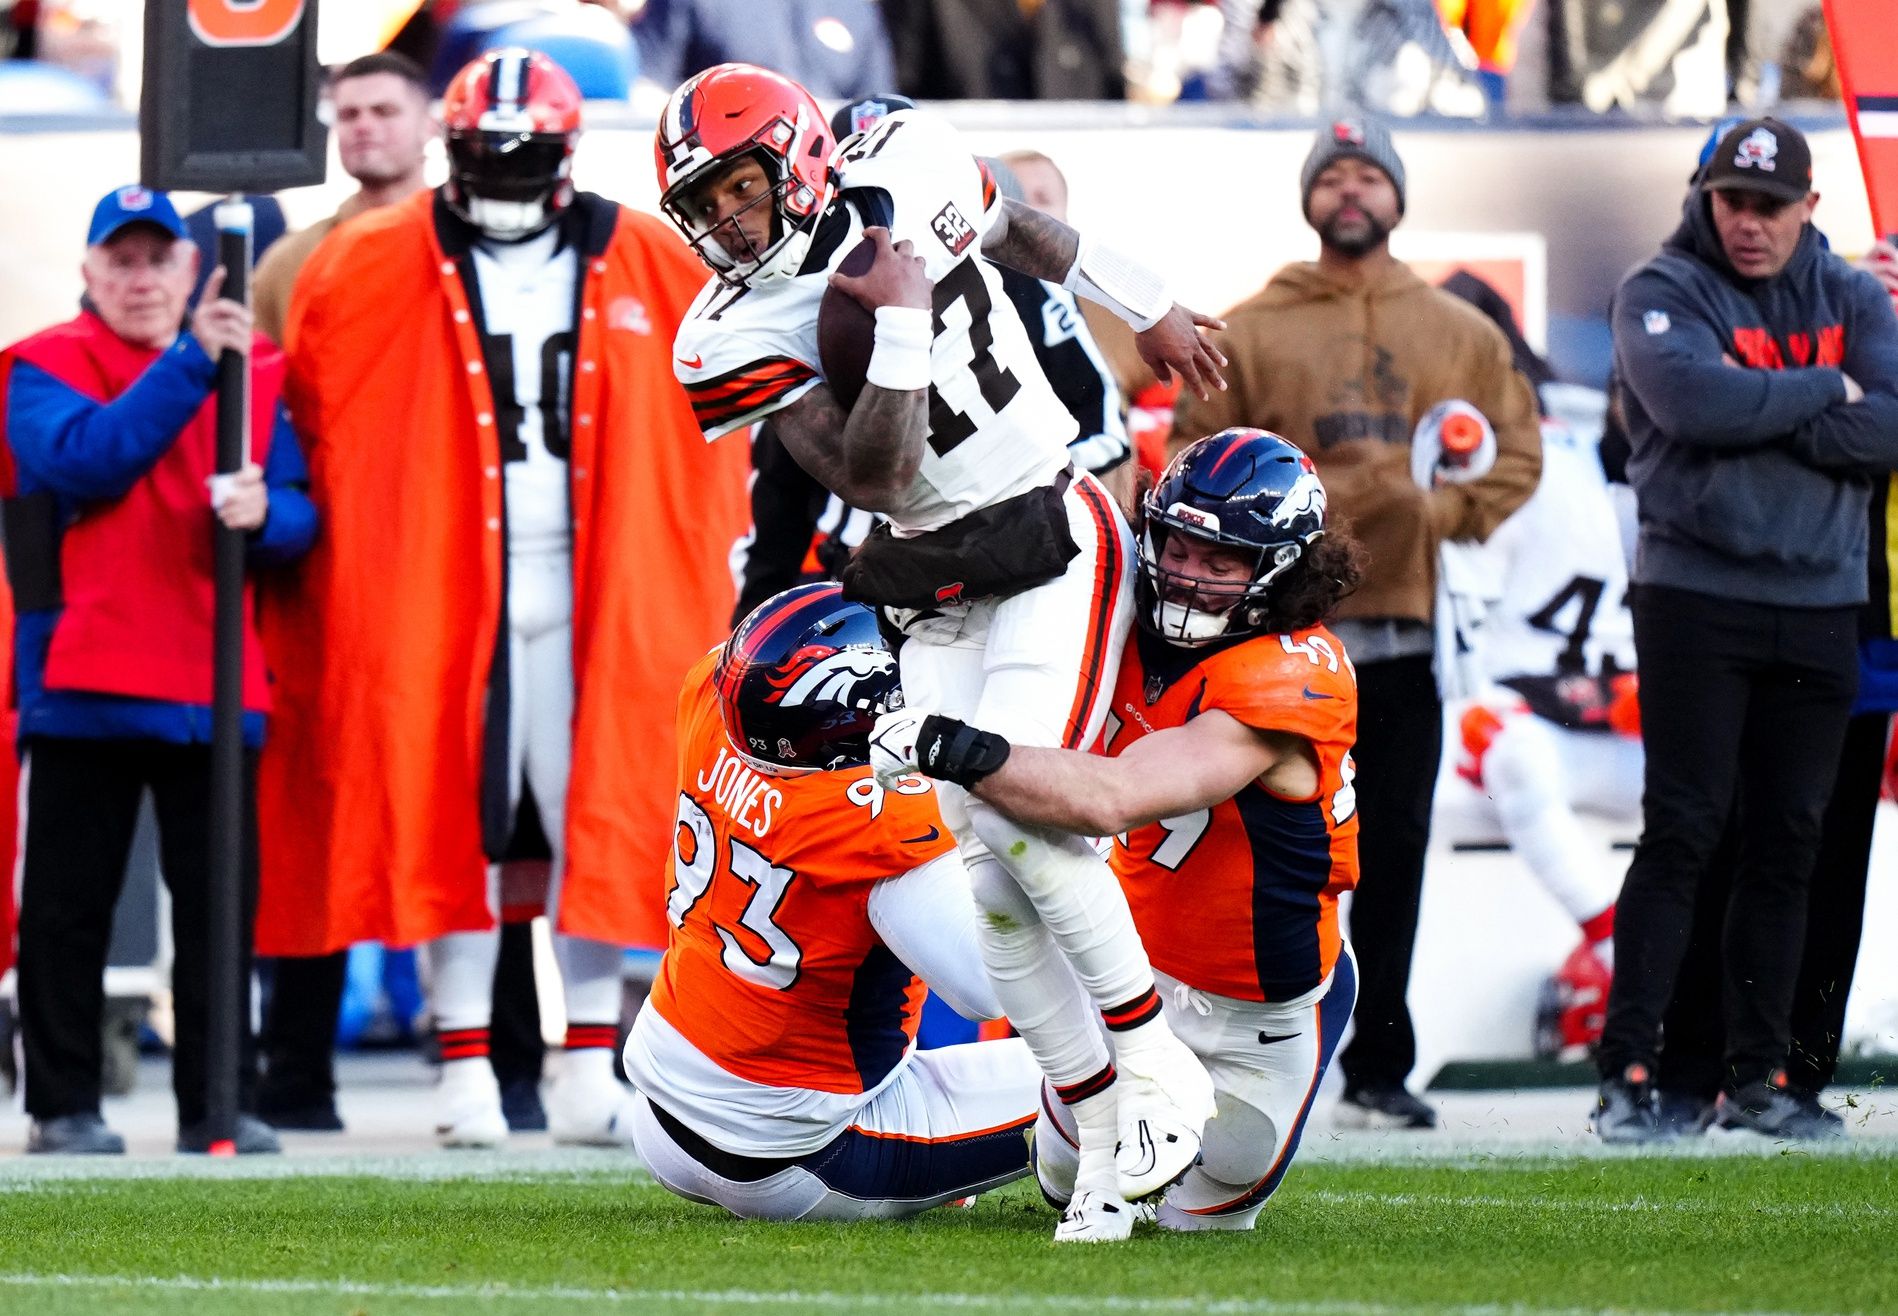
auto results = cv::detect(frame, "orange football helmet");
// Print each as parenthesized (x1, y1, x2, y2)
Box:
(654, 63, 835, 284)
(441, 48, 583, 238)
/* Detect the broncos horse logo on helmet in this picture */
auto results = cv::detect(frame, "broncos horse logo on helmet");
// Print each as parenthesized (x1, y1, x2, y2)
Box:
(1139, 428, 1331, 647)
(715, 583, 901, 773)
(654, 63, 835, 285)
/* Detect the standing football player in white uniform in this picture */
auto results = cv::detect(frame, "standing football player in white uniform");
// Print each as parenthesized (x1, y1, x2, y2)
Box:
(656, 63, 1227, 1242)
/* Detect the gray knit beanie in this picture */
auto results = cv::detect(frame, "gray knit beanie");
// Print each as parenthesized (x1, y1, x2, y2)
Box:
(1300, 116, 1406, 215)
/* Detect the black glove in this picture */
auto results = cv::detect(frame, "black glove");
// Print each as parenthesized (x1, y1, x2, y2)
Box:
(915, 714, 1012, 788)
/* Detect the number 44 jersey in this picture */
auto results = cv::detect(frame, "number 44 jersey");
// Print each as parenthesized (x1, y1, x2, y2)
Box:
(671, 109, 1075, 534)
(1105, 626, 1361, 1005)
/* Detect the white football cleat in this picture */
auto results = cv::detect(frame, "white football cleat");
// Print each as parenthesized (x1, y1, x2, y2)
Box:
(546, 1063, 641, 1147)
(435, 1060, 508, 1150)
(1054, 1189, 1136, 1243)
(1113, 1036, 1216, 1200)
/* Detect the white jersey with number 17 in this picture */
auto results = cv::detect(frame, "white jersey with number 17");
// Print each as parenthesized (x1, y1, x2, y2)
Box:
(672, 109, 1074, 535)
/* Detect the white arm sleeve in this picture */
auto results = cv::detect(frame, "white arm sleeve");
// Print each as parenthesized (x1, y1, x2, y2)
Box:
(866, 851, 1001, 1022)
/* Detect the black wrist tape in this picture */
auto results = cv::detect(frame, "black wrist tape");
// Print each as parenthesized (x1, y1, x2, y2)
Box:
(916, 714, 1012, 787)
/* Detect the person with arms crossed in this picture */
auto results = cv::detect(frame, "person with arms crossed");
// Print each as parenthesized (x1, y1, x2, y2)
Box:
(260, 49, 747, 1149)
(1597, 118, 1898, 1141)
(654, 63, 1226, 1241)
(625, 584, 1042, 1220)
(872, 428, 1361, 1235)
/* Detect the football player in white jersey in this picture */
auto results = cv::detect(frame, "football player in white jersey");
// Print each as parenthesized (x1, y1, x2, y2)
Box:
(1449, 417, 1639, 975)
(656, 63, 1227, 1242)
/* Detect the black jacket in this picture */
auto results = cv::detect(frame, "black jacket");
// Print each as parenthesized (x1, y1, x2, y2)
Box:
(1612, 191, 1898, 607)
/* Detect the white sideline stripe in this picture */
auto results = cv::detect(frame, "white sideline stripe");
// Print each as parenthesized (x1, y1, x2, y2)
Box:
(1304, 1189, 1892, 1221)
(1858, 110, 1898, 138)
(0, 1274, 1817, 1316)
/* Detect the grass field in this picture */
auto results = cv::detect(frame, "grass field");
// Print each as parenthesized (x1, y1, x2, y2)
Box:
(2, 1147, 1893, 1315)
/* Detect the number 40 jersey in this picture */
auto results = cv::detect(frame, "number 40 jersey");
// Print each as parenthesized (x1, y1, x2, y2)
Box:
(671, 109, 1075, 535)
(1104, 626, 1361, 1005)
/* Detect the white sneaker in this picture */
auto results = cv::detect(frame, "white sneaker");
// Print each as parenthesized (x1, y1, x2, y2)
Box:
(547, 1063, 641, 1147)
(435, 1060, 508, 1149)
(1054, 1189, 1136, 1243)
(1113, 1035, 1215, 1200)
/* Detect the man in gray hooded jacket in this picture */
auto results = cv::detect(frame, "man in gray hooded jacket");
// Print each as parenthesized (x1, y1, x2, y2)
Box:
(1597, 117, 1898, 1142)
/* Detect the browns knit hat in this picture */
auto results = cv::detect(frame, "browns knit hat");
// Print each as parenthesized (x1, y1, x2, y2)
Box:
(1301, 115, 1407, 215)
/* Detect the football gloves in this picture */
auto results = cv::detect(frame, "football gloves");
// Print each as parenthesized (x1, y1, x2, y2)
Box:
(869, 710, 1012, 789)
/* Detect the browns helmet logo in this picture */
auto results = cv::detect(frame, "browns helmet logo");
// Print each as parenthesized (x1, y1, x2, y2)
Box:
(763, 644, 897, 711)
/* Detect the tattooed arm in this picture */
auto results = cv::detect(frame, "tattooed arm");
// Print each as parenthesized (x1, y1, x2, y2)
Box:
(981, 198, 1080, 284)
(771, 226, 931, 513)
(983, 198, 1227, 401)
(771, 379, 927, 513)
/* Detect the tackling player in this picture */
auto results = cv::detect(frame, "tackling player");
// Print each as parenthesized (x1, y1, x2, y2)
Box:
(873, 429, 1362, 1237)
(654, 64, 1226, 1237)
(624, 585, 1041, 1220)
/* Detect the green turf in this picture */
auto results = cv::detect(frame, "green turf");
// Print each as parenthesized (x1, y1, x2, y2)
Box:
(0, 1154, 1892, 1315)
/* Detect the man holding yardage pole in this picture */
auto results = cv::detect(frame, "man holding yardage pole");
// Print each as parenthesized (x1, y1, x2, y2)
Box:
(0, 186, 317, 1155)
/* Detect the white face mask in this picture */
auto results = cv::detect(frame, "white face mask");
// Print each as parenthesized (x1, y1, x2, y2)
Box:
(1155, 599, 1234, 646)
(467, 196, 551, 239)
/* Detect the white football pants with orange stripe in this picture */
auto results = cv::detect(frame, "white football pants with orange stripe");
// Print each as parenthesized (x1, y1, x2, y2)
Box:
(892, 474, 1157, 1089)
(1036, 951, 1357, 1231)
(631, 1038, 1042, 1221)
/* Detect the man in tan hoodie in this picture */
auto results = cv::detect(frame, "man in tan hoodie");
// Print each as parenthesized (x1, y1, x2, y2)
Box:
(1174, 116, 1540, 1129)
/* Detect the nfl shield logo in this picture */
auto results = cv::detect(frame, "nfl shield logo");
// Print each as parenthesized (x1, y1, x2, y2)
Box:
(1145, 673, 1166, 706)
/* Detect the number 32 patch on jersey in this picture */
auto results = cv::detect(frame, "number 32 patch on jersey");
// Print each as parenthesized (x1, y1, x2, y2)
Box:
(932, 202, 976, 255)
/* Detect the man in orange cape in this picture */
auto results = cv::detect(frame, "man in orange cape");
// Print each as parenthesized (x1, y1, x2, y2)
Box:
(257, 50, 747, 1148)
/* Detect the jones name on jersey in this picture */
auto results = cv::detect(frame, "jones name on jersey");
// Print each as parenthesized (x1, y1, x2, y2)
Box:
(674, 110, 1076, 534)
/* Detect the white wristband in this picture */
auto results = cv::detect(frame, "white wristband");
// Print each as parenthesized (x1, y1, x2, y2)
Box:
(1062, 235, 1172, 332)
(865, 305, 934, 392)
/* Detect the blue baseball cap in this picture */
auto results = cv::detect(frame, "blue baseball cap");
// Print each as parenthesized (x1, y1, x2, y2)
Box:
(87, 185, 187, 247)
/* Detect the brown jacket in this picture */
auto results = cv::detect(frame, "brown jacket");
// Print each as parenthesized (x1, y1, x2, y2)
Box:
(1174, 258, 1541, 623)
(253, 193, 380, 344)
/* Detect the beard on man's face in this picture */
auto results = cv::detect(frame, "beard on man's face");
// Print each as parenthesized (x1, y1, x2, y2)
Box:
(1317, 209, 1391, 257)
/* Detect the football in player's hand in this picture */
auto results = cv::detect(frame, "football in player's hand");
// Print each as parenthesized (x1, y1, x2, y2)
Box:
(817, 239, 880, 411)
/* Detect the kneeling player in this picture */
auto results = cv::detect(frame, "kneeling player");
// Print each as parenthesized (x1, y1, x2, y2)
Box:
(873, 430, 1361, 1235)
(624, 585, 1041, 1221)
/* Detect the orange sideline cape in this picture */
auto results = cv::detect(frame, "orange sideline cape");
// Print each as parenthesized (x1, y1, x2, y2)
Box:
(256, 190, 747, 955)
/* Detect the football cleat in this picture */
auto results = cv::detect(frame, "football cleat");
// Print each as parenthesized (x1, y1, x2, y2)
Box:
(1335, 1083, 1439, 1130)
(1054, 1189, 1136, 1243)
(1591, 1063, 1673, 1145)
(546, 1064, 641, 1148)
(435, 1060, 509, 1149)
(1112, 1036, 1216, 1200)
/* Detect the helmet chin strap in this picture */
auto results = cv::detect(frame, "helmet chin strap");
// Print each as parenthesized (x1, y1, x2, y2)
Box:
(467, 196, 553, 240)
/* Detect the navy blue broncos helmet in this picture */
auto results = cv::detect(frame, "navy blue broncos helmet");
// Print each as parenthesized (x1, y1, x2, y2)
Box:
(714, 583, 902, 773)
(1139, 428, 1329, 646)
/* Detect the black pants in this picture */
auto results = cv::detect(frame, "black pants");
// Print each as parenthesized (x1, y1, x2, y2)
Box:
(1600, 585, 1858, 1089)
(1658, 710, 1889, 1097)
(259, 913, 545, 1102)
(1338, 653, 1442, 1090)
(18, 737, 259, 1127)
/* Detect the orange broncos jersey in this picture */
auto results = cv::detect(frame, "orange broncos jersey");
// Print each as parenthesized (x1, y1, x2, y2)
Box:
(649, 653, 960, 1094)
(1107, 625, 1360, 1003)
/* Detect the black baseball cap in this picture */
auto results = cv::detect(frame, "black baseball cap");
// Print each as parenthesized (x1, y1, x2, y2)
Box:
(1701, 117, 1812, 204)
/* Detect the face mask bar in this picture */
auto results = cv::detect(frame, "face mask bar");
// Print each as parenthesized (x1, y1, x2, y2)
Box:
(1138, 519, 1300, 646)
(662, 149, 801, 283)
(447, 133, 572, 204)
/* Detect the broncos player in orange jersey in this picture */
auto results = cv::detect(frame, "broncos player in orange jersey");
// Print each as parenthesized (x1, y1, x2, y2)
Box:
(624, 584, 1042, 1221)
(872, 430, 1362, 1236)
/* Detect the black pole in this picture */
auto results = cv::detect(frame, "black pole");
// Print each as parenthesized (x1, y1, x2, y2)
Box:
(206, 196, 253, 1155)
